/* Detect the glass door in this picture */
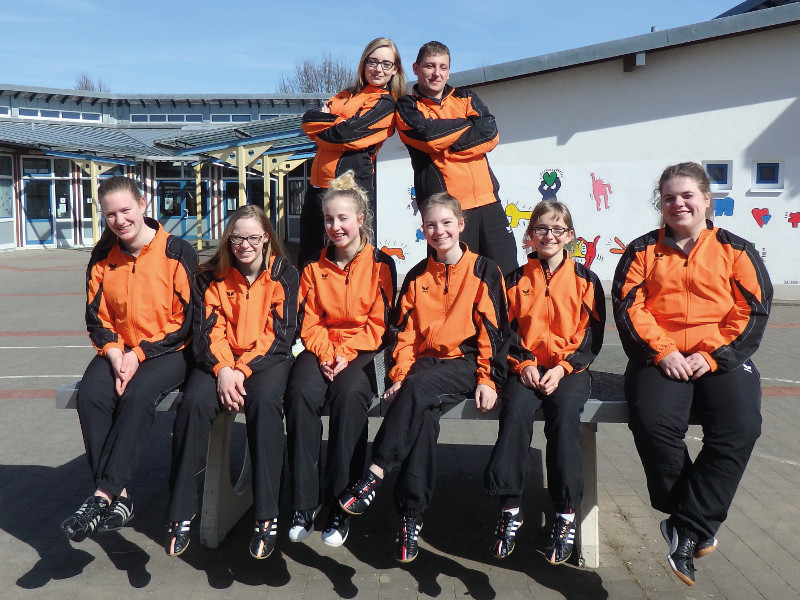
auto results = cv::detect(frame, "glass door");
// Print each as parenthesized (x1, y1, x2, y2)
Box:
(23, 179, 54, 245)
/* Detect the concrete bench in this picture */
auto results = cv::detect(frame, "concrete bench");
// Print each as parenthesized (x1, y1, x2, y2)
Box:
(58, 355, 629, 568)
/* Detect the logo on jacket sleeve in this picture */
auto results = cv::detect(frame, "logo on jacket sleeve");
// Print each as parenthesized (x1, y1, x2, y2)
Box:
(226, 290, 235, 299)
(108, 263, 118, 271)
(522, 288, 530, 296)
(421, 285, 429, 293)
(321, 273, 328, 280)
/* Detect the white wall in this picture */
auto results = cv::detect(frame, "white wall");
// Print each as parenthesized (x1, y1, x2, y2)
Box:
(376, 24, 800, 289)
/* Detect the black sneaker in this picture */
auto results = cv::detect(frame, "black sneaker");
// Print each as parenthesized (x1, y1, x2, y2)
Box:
(321, 509, 350, 547)
(660, 519, 696, 586)
(543, 516, 576, 565)
(491, 509, 524, 559)
(339, 471, 382, 516)
(288, 508, 315, 543)
(249, 519, 278, 559)
(165, 519, 192, 556)
(60, 495, 109, 542)
(694, 535, 718, 558)
(394, 513, 423, 563)
(97, 495, 134, 532)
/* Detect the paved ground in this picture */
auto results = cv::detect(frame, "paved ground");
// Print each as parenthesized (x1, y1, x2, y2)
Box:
(1, 247, 798, 600)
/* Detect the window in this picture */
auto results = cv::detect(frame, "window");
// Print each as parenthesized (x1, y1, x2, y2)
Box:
(703, 161, 732, 191)
(0, 107, 9, 116)
(752, 161, 783, 190)
(16, 108, 101, 121)
(149, 114, 167, 123)
(231, 114, 250, 123)
(19, 108, 38, 117)
(212, 114, 251, 123)
(0, 155, 12, 218)
(130, 113, 203, 123)
(81, 113, 101, 121)
(259, 114, 279, 120)
(130, 114, 148, 123)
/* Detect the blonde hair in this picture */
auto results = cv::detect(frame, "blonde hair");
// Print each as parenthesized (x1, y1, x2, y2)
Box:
(353, 37, 407, 101)
(321, 171, 374, 243)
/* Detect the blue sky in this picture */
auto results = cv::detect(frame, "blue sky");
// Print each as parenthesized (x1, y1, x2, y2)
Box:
(1, 0, 739, 94)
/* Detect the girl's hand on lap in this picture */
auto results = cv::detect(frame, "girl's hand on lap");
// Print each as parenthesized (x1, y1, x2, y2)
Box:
(537, 365, 565, 396)
(330, 355, 348, 378)
(475, 384, 498, 412)
(320, 361, 335, 381)
(382, 381, 403, 403)
(520, 365, 540, 389)
(115, 351, 140, 395)
(657, 351, 694, 381)
(686, 353, 711, 379)
(217, 367, 246, 411)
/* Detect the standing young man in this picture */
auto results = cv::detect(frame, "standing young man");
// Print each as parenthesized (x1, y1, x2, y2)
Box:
(396, 41, 518, 275)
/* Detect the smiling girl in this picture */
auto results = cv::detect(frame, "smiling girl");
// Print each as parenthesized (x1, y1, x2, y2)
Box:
(484, 200, 605, 564)
(338, 192, 510, 563)
(165, 205, 298, 559)
(298, 37, 407, 265)
(62, 177, 197, 543)
(613, 162, 772, 586)
(285, 171, 396, 548)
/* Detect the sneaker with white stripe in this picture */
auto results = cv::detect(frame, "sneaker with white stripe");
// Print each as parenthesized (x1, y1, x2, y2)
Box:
(544, 515, 575, 565)
(491, 509, 524, 558)
(60, 495, 109, 542)
(97, 495, 134, 532)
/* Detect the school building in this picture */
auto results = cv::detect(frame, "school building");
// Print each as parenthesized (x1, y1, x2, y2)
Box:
(1, 1, 798, 287)
(376, 1, 800, 286)
(0, 89, 327, 250)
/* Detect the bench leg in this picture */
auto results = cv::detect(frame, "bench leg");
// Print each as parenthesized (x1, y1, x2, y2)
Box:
(579, 422, 600, 568)
(199, 412, 253, 548)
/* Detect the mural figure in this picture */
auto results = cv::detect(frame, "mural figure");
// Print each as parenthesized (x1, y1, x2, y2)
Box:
(505, 203, 533, 229)
(610, 237, 627, 255)
(380, 246, 406, 260)
(408, 187, 419, 216)
(714, 197, 734, 217)
(788, 212, 800, 228)
(590, 173, 613, 211)
(571, 235, 600, 269)
(538, 171, 562, 201)
(415, 229, 425, 242)
(751, 208, 771, 228)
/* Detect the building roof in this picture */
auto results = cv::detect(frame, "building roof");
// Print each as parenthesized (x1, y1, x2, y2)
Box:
(0, 121, 173, 160)
(154, 115, 305, 152)
(716, 0, 799, 18)
(449, 2, 800, 88)
(0, 85, 328, 109)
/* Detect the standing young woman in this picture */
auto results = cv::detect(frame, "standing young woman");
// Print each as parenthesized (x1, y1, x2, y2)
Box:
(338, 192, 510, 563)
(285, 171, 396, 548)
(613, 162, 772, 586)
(165, 205, 298, 559)
(298, 37, 406, 266)
(61, 176, 197, 542)
(484, 200, 605, 564)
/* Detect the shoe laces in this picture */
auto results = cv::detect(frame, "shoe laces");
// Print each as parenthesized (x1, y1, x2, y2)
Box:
(399, 515, 421, 543)
(291, 510, 311, 528)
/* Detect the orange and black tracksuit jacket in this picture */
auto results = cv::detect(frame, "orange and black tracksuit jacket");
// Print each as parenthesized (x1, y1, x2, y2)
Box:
(86, 218, 197, 361)
(396, 84, 500, 210)
(302, 85, 396, 188)
(390, 245, 510, 390)
(613, 222, 772, 372)
(298, 244, 397, 364)
(193, 256, 298, 378)
(507, 253, 605, 375)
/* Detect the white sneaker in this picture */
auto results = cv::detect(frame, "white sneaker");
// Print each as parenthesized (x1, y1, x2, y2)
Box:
(288, 509, 315, 542)
(321, 509, 350, 547)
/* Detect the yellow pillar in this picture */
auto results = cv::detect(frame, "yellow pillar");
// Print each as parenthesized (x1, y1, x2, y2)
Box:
(194, 162, 203, 251)
(89, 161, 100, 242)
(236, 149, 246, 207)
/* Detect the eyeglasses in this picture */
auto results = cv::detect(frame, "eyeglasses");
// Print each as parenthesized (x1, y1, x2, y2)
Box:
(530, 226, 570, 237)
(366, 57, 395, 71)
(230, 233, 265, 246)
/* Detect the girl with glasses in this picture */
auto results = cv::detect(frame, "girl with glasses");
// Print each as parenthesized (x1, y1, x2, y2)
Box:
(298, 37, 407, 266)
(484, 200, 605, 564)
(165, 205, 298, 559)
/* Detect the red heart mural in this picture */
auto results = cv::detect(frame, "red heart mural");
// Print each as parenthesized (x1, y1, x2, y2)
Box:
(751, 208, 771, 227)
